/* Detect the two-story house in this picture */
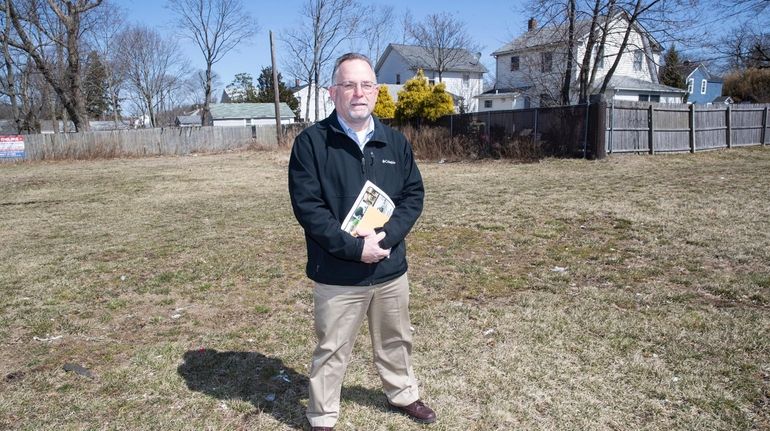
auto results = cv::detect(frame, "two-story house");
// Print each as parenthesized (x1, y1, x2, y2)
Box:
(681, 61, 725, 104)
(375, 43, 487, 112)
(479, 15, 685, 111)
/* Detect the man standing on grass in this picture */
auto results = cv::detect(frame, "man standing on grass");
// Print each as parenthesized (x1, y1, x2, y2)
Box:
(288, 52, 436, 430)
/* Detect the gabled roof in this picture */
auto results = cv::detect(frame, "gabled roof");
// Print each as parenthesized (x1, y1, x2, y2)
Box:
(681, 62, 722, 82)
(493, 14, 662, 56)
(210, 103, 295, 119)
(603, 75, 686, 94)
(375, 43, 488, 74)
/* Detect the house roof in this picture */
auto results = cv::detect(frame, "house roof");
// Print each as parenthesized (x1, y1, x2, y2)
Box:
(603, 75, 687, 94)
(175, 115, 201, 125)
(375, 43, 488, 74)
(680, 61, 723, 82)
(493, 14, 662, 56)
(210, 103, 295, 119)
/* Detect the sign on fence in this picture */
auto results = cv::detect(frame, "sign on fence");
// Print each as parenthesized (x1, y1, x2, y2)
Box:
(0, 135, 25, 159)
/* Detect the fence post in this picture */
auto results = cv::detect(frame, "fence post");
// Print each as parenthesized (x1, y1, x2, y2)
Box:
(689, 103, 696, 153)
(648, 104, 654, 154)
(726, 105, 732, 149)
(762, 106, 768, 146)
(587, 95, 607, 159)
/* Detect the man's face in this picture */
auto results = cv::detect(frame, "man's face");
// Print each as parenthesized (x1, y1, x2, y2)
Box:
(329, 59, 378, 130)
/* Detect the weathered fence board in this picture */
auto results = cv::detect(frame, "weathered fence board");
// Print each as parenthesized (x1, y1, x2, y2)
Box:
(605, 101, 770, 154)
(16, 125, 285, 161)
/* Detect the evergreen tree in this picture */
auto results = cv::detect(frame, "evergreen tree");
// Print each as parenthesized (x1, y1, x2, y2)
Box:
(395, 69, 431, 121)
(83, 51, 110, 119)
(422, 82, 454, 121)
(225, 73, 259, 102)
(660, 45, 686, 90)
(395, 69, 454, 121)
(373, 84, 395, 118)
(255, 66, 300, 116)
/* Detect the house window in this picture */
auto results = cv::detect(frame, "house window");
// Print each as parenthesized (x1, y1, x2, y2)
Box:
(541, 51, 553, 72)
(396, 74, 401, 84)
(462, 73, 470, 85)
(246, 118, 252, 125)
(688, 79, 694, 94)
(638, 94, 660, 102)
(701, 79, 707, 94)
(633, 50, 643, 71)
(484, 100, 493, 108)
(510, 56, 519, 71)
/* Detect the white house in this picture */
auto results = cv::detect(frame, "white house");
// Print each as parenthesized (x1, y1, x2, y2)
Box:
(479, 15, 685, 111)
(375, 43, 487, 112)
(291, 84, 334, 123)
(209, 103, 295, 126)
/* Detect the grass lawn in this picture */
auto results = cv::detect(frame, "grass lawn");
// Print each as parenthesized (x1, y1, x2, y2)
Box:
(1, 147, 768, 430)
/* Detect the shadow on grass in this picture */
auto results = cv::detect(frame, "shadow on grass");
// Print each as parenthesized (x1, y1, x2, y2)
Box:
(177, 349, 387, 429)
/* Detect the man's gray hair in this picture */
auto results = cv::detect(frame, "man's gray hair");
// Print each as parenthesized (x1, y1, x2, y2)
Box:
(331, 52, 375, 84)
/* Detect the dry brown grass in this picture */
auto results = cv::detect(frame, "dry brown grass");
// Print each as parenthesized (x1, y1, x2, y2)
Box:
(1, 147, 768, 430)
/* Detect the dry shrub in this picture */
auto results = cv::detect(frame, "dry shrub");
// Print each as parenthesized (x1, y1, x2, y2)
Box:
(397, 124, 543, 162)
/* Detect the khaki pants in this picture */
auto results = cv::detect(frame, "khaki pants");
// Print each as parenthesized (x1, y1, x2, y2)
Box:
(306, 273, 420, 427)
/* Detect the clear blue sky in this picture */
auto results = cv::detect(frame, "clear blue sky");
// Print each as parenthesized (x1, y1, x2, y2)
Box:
(120, 0, 752, 89)
(124, 0, 527, 88)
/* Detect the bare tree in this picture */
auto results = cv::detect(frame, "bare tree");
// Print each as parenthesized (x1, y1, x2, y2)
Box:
(404, 12, 479, 82)
(283, 0, 360, 121)
(523, 0, 698, 104)
(116, 25, 189, 127)
(85, 0, 126, 125)
(166, 0, 257, 126)
(4, 0, 103, 131)
(360, 4, 394, 66)
(0, 7, 21, 132)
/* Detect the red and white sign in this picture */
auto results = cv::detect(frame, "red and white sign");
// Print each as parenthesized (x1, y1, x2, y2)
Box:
(0, 135, 25, 159)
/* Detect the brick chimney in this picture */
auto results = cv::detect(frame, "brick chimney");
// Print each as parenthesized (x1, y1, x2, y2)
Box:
(528, 18, 537, 32)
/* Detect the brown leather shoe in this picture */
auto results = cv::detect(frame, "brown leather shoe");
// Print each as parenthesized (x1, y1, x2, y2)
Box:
(388, 399, 437, 424)
(310, 427, 334, 431)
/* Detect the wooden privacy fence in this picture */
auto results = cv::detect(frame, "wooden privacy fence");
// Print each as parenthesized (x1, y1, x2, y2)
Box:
(436, 100, 769, 158)
(606, 101, 770, 154)
(436, 105, 590, 158)
(17, 125, 287, 161)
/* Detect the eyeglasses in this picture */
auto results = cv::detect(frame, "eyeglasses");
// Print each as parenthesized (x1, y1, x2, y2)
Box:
(334, 81, 378, 93)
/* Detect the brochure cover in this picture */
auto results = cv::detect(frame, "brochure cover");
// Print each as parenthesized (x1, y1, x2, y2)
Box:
(341, 180, 395, 236)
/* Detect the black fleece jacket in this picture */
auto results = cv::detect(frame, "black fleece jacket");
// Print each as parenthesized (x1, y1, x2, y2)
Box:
(288, 112, 424, 286)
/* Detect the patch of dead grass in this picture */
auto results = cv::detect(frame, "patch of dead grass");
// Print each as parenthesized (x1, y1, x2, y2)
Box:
(1, 148, 769, 430)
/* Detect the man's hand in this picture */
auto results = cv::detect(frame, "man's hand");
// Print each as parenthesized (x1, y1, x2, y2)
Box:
(355, 227, 391, 263)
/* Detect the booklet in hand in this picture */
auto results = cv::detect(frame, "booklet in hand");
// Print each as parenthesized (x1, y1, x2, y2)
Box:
(341, 180, 395, 236)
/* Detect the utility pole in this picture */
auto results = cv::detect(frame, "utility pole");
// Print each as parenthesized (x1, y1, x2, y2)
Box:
(270, 30, 282, 146)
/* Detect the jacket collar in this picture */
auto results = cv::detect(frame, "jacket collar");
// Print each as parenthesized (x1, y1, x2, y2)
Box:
(323, 110, 390, 146)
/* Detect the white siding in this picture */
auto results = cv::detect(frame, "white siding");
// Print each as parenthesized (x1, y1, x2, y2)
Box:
(477, 94, 527, 111)
(376, 52, 413, 85)
(377, 50, 485, 112)
(213, 119, 247, 127)
(213, 117, 294, 127)
(293, 86, 334, 122)
(493, 15, 666, 109)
